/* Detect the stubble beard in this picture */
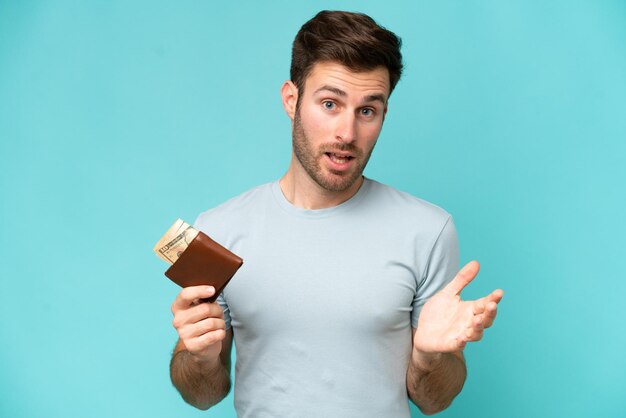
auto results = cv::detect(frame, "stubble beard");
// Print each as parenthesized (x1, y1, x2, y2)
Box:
(292, 110, 376, 193)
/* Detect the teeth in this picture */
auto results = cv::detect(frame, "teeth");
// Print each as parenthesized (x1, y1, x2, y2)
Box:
(329, 154, 350, 164)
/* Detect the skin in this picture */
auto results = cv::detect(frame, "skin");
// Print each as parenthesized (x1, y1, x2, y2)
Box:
(279, 61, 389, 209)
(169, 62, 504, 413)
(408, 261, 504, 414)
(169, 286, 232, 410)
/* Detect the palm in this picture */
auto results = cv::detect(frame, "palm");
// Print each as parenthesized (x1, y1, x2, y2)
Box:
(415, 292, 474, 352)
(413, 261, 503, 353)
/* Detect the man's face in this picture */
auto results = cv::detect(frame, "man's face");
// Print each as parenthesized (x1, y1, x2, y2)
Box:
(291, 62, 390, 192)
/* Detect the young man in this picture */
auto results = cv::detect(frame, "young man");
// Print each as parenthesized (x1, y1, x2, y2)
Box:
(169, 10, 503, 417)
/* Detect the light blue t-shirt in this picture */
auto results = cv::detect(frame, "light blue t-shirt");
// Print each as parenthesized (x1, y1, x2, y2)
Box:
(194, 178, 459, 418)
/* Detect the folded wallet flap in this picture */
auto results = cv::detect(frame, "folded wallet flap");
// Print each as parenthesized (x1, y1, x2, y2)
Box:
(164, 231, 243, 302)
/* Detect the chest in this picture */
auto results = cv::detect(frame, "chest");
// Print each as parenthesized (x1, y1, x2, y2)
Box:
(223, 221, 419, 338)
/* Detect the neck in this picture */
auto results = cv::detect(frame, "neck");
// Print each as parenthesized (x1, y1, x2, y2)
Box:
(279, 155, 364, 210)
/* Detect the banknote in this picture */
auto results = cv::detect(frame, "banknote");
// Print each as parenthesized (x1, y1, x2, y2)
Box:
(153, 219, 199, 264)
(154, 219, 187, 250)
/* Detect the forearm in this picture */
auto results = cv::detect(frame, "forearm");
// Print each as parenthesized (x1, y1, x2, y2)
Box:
(170, 350, 231, 410)
(406, 350, 466, 415)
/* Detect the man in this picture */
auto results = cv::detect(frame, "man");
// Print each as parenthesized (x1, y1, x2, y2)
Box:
(169, 10, 503, 417)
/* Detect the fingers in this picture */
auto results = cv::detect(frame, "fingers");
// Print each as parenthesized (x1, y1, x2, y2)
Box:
(460, 292, 503, 345)
(177, 317, 226, 341)
(183, 328, 227, 354)
(458, 313, 485, 346)
(171, 286, 216, 312)
(445, 261, 480, 296)
(472, 299, 485, 315)
(478, 289, 503, 328)
(456, 337, 467, 350)
(468, 315, 485, 340)
(172, 300, 224, 329)
(481, 301, 499, 329)
(487, 288, 504, 304)
(171, 287, 226, 355)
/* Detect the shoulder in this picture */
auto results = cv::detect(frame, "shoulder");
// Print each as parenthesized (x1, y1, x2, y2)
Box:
(364, 178, 452, 227)
(194, 182, 274, 231)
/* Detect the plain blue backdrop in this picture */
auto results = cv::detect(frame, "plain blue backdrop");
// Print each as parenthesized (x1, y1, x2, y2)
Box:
(1, 1, 625, 417)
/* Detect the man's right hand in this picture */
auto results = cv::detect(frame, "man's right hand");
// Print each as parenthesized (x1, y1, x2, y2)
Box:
(171, 286, 226, 363)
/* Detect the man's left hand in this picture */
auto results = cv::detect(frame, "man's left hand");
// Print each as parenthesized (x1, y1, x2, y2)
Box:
(413, 261, 503, 354)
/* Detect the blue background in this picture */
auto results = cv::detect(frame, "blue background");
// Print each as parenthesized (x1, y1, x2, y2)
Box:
(1, 1, 625, 417)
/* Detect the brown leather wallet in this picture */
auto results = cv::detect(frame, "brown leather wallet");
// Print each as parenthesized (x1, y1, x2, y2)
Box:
(164, 231, 243, 303)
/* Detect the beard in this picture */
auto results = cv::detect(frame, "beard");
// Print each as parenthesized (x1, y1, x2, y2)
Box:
(292, 110, 376, 193)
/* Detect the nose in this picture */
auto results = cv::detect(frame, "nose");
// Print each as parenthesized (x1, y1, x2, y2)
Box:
(334, 112, 356, 144)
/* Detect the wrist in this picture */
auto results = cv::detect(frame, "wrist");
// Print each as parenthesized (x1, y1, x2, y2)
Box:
(188, 350, 222, 370)
(411, 348, 448, 371)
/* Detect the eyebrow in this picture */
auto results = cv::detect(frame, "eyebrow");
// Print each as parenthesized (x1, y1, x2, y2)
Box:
(313, 85, 387, 105)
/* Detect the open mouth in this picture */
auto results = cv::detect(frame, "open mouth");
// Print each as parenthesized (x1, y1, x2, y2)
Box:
(325, 152, 354, 164)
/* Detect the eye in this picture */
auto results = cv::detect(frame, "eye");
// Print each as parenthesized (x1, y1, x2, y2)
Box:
(360, 108, 375, 117)
(322, 100, 336, 110)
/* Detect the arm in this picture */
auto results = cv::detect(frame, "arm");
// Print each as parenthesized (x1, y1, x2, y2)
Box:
(407, 261, 503, 415)
(406, 329, 466, 415)
(169, 286, 233, 410)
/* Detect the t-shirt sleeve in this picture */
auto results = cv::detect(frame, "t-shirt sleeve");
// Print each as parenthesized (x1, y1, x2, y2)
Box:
(411, 216, 460, 328)
(217, 292, 232, 331)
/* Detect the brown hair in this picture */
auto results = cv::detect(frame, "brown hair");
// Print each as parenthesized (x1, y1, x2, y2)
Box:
(290, 10, 403, 97)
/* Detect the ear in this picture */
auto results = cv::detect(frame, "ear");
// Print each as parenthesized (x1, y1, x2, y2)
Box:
(382, 103, 388, 122)
(281, 80, 298, 120)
